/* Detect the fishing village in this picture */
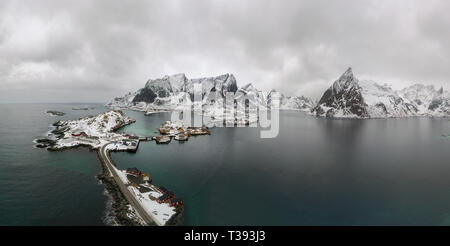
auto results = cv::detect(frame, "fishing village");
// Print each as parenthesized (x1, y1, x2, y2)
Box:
(35, 110, 211, 226)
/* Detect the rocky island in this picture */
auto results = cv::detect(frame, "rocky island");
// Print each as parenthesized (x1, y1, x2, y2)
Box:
(37, 110, 135, 150)
(46, 110, 65, 116)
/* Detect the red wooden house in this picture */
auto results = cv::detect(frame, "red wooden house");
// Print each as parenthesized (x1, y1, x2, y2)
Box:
(156, 191, 174, 203)
(169, 198, 183, 207)
(72, 132, 87, 137)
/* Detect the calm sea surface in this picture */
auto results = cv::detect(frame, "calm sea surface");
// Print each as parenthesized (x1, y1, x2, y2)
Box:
(0, 103, 449, 225)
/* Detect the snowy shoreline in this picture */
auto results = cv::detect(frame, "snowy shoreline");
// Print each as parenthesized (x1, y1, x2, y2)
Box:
(97, 152, 145, 226)
(35, 109, 184, 226)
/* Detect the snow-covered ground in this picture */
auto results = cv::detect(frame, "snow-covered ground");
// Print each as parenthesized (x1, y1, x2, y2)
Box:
(47, 110, 136, 150)
(105, 140, 139, 152)
(61, 110, 134, 137)
(128, 186, 176, 226)
(109, 160, 177, 226)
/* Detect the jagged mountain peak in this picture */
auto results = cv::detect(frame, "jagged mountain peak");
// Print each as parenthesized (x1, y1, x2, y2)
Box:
(342, 67, 354, 78)
(313, 67, 367, 118)
(145, 73, 186, 86)
(240, 83, 258, 92)
(213, 73, 231, 81)
(218, 73, 238, 93)
(160, 73, 187, 80)
(313, 68, 449, 118)
(108, 73, 314, 115)
(332, 67, 359, 94)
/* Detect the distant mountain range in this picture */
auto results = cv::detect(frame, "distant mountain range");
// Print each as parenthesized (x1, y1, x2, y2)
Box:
(108, 69, 449, 120)
(312, 68, 450, 118)
(107, 73, 314, 124)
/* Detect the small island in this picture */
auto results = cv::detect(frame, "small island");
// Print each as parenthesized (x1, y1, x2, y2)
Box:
(72, 107, 90, 110)
(37, 110, 135, 150)
(46, 110, 65, 116)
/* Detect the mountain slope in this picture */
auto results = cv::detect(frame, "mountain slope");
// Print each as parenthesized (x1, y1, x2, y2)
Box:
(312, 68, 368, 117)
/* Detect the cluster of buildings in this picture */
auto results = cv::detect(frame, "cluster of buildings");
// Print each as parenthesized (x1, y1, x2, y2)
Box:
(126, 167, 151, 183)
(157, 186, 184, 207)
(154, 121, 210, 144)
(125, 167, 183, 208)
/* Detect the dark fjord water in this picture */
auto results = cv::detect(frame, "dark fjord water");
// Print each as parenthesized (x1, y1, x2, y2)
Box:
(0, 103, 449, 225)
(0, 103, 108, 225)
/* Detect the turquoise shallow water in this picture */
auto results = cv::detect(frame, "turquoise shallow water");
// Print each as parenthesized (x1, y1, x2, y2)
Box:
(0, 104, 449, 225)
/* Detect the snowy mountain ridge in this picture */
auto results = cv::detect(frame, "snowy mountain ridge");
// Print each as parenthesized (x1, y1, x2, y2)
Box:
(312, 68, 450, 118)
(108, 73, 314, 124)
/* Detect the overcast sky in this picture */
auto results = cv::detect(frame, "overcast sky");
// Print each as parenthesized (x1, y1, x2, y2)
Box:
(1, 0, 450, 103)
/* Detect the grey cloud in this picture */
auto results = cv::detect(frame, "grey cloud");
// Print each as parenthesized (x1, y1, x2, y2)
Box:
(1, 0, 450, 103)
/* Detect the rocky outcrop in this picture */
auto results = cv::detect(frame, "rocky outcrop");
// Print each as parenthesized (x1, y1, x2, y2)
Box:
(133, 87, 158, 104)
(313, 68, 368, 118)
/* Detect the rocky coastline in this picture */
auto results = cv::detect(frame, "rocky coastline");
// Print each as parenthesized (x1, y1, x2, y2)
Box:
(35, 110, 185, 226)
(96, 151, 147, 226)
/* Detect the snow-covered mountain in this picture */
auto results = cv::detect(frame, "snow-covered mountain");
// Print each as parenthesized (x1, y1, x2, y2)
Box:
(109, 74, 238, 110)
(399, 84, 449, 117)
(312, 68, 450, 118)
(108, 73, 314, 124)
(281, 95, 315, 111)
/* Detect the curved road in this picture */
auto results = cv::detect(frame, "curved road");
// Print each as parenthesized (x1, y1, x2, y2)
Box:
(99, 143, 160, 226)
